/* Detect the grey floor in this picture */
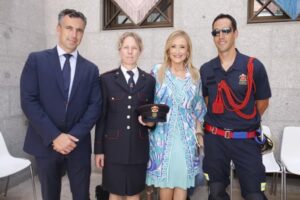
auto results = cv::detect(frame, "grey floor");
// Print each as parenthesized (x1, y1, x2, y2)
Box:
(1, 172, 299, 200)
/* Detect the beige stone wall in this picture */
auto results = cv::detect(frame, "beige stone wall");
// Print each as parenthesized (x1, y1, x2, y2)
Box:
(0, 0, 46, 188)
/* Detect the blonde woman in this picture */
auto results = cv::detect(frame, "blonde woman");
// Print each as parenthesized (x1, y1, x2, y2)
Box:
(146, 30, 206, 200)
(94, 32, 155, 200)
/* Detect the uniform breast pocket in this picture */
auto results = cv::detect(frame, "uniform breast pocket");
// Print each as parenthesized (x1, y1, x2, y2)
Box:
(137, 92, 151, 104)
(225, 74, 249, 96)
(105, 130, 120, 140)
(230, 82, 248, 96)
(108, 93, 125, 113)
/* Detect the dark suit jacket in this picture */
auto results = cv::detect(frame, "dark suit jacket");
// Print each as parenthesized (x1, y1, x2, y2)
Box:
(94, 68, 155, 164)
(20, 47, 101, 158)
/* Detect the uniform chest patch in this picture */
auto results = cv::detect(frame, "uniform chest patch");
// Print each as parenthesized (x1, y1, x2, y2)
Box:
(239, 74, 247, 85)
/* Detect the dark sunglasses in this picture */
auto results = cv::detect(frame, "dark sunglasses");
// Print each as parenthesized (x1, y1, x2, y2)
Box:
(211, 27, 232, 37)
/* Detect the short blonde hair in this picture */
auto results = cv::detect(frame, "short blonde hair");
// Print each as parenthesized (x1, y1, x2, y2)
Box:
(118, 32, 143, 52)
(157, 30, 199, 83)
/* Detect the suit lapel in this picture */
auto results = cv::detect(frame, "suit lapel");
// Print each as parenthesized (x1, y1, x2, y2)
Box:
(69, 54, 84, 101)
(49, 47, 66, 99)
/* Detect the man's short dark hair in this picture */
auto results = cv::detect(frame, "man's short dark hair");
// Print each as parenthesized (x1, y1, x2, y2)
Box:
(212, 14, 237, 31)
(58, 9, 87, 26)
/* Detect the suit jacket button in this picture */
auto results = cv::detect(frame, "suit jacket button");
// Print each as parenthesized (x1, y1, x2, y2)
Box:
(127, 115, 130, 119)
(127, 126, 130, 130)
(127, 105, 131, 109)
(128, 96, 132, 99)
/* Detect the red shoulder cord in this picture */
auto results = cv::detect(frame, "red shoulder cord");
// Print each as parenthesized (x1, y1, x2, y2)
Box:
(212, 57, 257, 119)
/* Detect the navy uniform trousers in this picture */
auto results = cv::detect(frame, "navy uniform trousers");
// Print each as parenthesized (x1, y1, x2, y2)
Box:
(203, 133, 267, 200)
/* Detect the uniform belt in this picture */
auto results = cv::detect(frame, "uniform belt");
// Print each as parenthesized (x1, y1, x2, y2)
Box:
(204, 124, 257, 139)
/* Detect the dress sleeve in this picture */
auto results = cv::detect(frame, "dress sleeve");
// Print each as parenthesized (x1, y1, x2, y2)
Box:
(192, 81, 207, 123)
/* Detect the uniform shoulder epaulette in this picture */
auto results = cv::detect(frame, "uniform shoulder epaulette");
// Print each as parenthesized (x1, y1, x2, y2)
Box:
(101, 68, 119, 75)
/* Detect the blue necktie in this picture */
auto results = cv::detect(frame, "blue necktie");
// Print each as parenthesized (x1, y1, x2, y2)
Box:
(127, 70, 135, 92)
(62, 54, 72, 99)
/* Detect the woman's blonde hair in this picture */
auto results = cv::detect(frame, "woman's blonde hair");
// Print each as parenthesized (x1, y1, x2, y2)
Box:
(157, 30, 199, 83)
(118, 32, 143, 52)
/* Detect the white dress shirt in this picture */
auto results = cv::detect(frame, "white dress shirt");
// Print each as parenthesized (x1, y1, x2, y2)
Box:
(120, 65, 139, 84)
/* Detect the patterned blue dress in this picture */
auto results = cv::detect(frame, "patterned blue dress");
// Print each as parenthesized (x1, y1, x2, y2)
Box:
(146, 64, 206, 189)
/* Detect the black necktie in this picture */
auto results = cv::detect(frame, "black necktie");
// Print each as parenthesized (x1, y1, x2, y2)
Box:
(62, 54, 72, 99)
(127, 70, 135, 91)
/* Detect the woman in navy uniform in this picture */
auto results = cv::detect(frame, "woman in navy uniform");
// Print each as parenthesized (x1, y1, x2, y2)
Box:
(94, 32, 155, 200)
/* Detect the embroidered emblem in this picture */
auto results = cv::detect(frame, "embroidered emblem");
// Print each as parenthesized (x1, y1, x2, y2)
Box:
(151, 105, 159, 118)
(239, 73, 247, 85)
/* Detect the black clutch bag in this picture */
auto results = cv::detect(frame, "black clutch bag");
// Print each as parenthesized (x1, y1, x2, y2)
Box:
(95, 185, 109, 200)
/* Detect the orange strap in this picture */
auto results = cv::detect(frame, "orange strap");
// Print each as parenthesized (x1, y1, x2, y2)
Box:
(212, 57, 257, 119)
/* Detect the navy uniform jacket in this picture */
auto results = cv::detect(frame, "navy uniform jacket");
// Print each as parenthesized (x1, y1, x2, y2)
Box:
(94, 67, 155, 164)
(20, 47, 101, 158)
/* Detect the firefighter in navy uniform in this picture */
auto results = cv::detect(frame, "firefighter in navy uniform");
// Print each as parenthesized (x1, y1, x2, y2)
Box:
(200, 14, 271, 200)
(94, 32, 155, 200)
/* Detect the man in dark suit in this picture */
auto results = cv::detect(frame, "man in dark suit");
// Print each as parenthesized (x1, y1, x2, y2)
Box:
(20, 9, 101, 200)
